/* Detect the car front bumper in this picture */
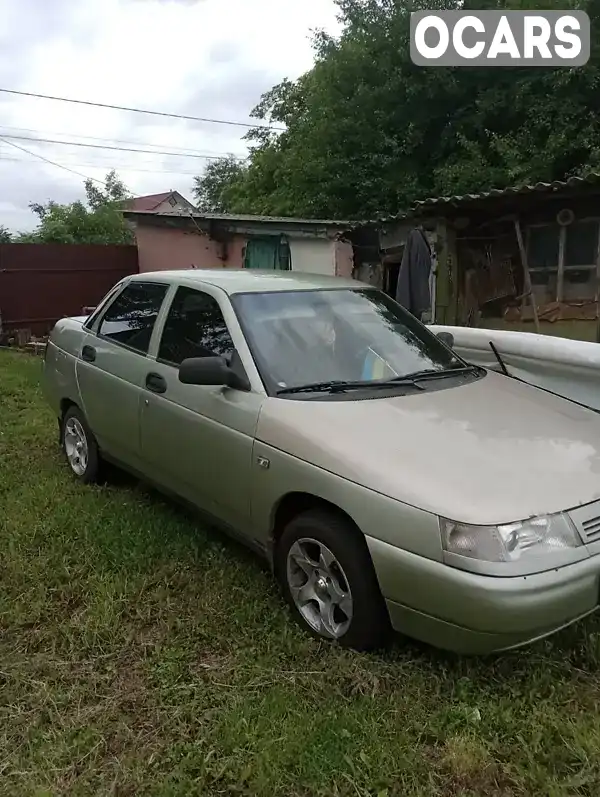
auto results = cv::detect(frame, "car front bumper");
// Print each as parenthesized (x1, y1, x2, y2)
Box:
(366, 536, 600, 654)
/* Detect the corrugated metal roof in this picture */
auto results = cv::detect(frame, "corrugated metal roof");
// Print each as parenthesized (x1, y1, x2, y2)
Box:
(196, 211, 355, 225)
(396, 172, 600, 218)
(124, 209, 356, 227)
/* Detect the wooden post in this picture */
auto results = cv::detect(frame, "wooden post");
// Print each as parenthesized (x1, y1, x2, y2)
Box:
(513, 217, 541, 334)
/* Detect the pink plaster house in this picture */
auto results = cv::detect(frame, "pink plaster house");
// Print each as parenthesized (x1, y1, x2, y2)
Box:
(123, 210, 355, 278)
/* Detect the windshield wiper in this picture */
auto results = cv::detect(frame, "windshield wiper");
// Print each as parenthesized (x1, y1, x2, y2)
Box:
(276, 378, 426, 395)
(276, 365, 480, 395)
(399, 365, 478, 382)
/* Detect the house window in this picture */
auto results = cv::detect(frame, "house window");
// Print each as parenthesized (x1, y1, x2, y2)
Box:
(528, 226, 559, 269)
(527, 219, 599, 302)
(244, 237, 290, 270)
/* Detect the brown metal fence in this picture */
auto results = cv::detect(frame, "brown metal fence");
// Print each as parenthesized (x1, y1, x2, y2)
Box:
(0, 243, 138, 337)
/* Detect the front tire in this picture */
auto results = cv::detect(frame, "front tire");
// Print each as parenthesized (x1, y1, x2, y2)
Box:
(61, 406, 100, 484)
(275, 509, 390, 651)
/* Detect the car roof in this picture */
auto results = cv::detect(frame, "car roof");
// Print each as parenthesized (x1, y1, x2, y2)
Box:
(127, 268, 368, 295)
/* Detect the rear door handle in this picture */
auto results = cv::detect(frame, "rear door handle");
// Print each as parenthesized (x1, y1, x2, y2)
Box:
(81, 344, 96, 362)
(145, 372, 167, 394)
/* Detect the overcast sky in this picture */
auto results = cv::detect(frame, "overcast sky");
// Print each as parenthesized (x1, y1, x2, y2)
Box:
(0, 0, 341, 232)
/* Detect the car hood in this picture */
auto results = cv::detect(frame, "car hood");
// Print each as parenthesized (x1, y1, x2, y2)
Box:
(256, 371, 600, 525)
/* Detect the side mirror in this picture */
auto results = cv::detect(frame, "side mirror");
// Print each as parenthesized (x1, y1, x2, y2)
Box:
(178, 355, 250, 391)
(436, 331, 454, 348)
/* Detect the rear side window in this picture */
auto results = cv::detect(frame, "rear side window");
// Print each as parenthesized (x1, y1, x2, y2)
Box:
(97, 282, 168, 354)
(157, 286, 235, 366)
(83, 282, 124, 331)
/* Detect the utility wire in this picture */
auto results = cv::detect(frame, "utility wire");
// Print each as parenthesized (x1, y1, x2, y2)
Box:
(0, 133, 244, 161)
(0, 137, 105, 184)
(0, 87, 285, 132)
(0, 124, 239, 158)
(0, 155, 203, 177)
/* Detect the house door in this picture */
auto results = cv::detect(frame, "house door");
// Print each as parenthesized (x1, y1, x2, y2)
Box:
(244, 237, 289, 270)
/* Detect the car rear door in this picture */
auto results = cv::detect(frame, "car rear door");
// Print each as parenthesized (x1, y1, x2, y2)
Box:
(76, 279, 169, 470)
(139, 283, 265, 537)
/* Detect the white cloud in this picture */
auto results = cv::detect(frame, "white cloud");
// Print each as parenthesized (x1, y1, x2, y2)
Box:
(0, 0, 341, 231)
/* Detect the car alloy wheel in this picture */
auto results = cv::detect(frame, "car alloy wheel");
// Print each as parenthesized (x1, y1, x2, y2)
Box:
(63, 416, 89, 477)
(61, 406, 101, 484)
(286, 537, 353, 640)
(276, 509, 390, 651)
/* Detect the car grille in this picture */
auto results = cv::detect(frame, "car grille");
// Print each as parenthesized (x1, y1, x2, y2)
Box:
(569, 500, 600, 544)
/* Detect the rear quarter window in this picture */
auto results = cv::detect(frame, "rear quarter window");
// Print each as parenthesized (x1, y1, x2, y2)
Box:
(97, 281, 168, 354)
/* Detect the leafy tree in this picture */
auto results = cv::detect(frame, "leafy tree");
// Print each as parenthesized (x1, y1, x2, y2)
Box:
(192, 155, 248, 212)
(0, 225, 12, 243)
(84, 169, 131, 211)
(17, 170, 134, 244)
(196, 0, 600, 219)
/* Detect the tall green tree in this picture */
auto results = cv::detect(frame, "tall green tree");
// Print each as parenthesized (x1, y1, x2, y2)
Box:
(0, 225, 12, 243)
(196, 0, 600, 219)
(193, 155, 248, 212)
(17, 170, 135, 244)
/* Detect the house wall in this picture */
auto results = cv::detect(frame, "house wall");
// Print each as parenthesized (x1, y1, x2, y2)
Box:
(136, 224, 349, 277)
(286, 237, 352, 276)
(288, 238, 339, 275)
(334, 239, 354, 278)
(135, 226, 246, 271)
(289, 238, 331, 275)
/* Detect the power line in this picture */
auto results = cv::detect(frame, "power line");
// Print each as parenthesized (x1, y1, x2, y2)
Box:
(0, 87, 285, 132)
(0, 133, 244, 161)
(0, 137, 105, 184)
(0, 155, 202, 177)
(0, 124, 240, 158)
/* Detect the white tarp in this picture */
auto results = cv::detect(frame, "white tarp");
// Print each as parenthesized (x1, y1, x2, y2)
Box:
(429, 324, 600, 413)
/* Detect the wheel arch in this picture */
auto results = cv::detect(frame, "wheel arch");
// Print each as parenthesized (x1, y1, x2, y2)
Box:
(271, 491, 365, 550)
(60, 397, 79, 417)
(271, 490, 391, 650)
(58, 398, 79, 439)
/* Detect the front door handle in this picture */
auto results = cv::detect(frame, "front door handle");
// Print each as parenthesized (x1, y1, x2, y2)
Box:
(81, 344, 96, 362)
(145, 372, 167, 394)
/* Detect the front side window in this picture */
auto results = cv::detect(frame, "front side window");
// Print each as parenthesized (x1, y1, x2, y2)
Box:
(232, 288, 466, 394)
(157, 286, 235, 366)
(97, 281, 168, 354)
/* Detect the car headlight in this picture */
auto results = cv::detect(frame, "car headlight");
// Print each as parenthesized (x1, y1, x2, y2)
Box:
(440, 513, 582, 564)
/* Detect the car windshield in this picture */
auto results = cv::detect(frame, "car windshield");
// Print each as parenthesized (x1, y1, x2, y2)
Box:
(232, 288, 466, 394)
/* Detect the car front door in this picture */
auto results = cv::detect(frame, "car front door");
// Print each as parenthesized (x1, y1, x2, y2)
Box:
(139, 284, 265, 537)
(76, 279, 169, 469)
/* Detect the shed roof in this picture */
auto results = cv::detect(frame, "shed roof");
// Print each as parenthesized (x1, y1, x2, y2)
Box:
(378, 172, 600, 222)
(123, 209, 356, 228)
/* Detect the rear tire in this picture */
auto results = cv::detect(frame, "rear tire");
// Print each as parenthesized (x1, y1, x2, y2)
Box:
(61, 406, 101, 484)
(275, 509, 390, 651)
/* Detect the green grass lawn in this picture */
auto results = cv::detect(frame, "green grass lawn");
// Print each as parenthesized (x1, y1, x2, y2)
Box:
(3, 350, 600, 796)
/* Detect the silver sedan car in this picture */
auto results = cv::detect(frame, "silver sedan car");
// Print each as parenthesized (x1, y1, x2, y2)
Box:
(42, 269, 600, 653)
